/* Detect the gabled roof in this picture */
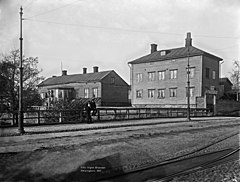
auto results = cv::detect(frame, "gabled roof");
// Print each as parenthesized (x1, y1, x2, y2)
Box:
(128, 46, 222, 64)
(38, 70, 113, 87)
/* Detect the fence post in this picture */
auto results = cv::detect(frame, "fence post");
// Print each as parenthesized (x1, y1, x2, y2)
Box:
(97, 109, 100, 122)
(38, 110, 40, 124)
(59, 111, 62, 123)
(114, 109, 116, 120)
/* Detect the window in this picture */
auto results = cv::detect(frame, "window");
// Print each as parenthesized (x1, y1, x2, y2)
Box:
(148, 89, 155, 98)
(212, 71, 216, 80)
(158, 89, 165, 99)
(136, 90, 143, 98)
(148, 72, 155, 81)
(84, 88, 89, 98)
(187, 67, 195, 79)
(158, 71, 165, 80)
(111, 77, 115, 84)
(137, 73, 143, 82)
(170, 69, 178, 79)
(186, 87, 194, 97)
(160, 51, 166, 56)
(169, 88, 177, 97)
(206, 68, 210, 79)
(92, 88, 98, 98)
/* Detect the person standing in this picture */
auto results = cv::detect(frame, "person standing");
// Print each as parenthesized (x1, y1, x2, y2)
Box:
(85, 101, 92, 124)
(90, 98, 97, 116)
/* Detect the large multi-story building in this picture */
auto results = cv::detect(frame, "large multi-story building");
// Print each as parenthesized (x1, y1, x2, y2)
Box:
(128, 32, 222, 110)
(38, 67, 129, 107)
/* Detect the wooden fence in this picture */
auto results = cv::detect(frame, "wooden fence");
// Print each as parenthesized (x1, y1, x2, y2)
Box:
(0, 107, 211, 127)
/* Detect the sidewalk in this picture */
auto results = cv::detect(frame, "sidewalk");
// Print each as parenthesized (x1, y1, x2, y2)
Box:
(0, 116, 238, 137)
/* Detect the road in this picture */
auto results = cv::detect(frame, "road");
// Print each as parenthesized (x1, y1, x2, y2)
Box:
(0, 117, 239, 182)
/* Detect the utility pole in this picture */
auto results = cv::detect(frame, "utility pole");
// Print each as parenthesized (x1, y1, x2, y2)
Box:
(186, 45, 191, 121)
(18, 6, 25, 134)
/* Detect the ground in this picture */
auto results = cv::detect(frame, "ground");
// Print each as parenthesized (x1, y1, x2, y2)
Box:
(0, 117, 239, 182)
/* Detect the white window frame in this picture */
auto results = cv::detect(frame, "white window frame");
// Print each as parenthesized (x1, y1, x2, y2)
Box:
(158, 71, 165, 80)
(136, 90, 143, 98)
(158, 89, 165, 99)
(212, 70, 216, 80)
(84, 88, 89, 98)
(169, 88, 177, 97)
(186, 87, 194, 97)
(137, 73, 143, 82)
(92, 88, 98, 98)
(148, 72, 155, 81)
(148, 89, 155, 98)
(170, 69, 178, 79)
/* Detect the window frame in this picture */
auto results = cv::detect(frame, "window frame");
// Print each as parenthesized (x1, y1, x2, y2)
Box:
(148, 89, 155, 98)
(170, 69, 178, 79)
(158, 89, 165, 99)
(84, 88, 89, 98)
(169, 88, 177, 97)
(148, 72, 155, 81)
(136, 73, 143, 82)
(136, 89, 143, 98)
(158, 70, 166, 80)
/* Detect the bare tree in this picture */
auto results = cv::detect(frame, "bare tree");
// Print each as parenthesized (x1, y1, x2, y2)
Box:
(230, 60, 240, 101)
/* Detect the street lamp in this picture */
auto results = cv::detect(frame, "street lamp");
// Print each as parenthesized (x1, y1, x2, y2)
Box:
(18, 6, 25, 134)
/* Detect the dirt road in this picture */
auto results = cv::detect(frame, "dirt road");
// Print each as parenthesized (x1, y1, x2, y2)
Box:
(0, 117, 239, 182)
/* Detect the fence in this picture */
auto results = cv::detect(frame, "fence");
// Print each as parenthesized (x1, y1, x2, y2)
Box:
(0, 107, 211, 127)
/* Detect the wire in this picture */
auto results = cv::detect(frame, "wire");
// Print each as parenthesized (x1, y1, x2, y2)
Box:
(24, 0, 34, 10)
(25, 0, 81, 19)
(24, 18, 240, 40)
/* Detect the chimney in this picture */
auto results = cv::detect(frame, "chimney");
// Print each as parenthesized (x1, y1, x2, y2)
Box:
(83, 67, 87, 74)
(151, 44, 157, 53)
(93, 66, 99, 73)
(62, 70, 67, 76)
(185, 32, 192, 47)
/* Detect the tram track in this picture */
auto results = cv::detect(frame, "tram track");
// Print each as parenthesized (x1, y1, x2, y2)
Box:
(147, 147, 240, 182)
(98, 147, 239, 182)
(68, 132, 240, 182)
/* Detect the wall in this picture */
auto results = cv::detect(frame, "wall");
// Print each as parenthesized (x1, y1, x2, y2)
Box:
(38, 82, 102, 101)
(101, 71, 129, 106)
(131, 56, 203, 107)
(202, 55, 220, 95)
(217, 99, 240, 116)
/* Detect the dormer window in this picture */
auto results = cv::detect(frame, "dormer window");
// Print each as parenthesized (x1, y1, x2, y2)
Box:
(160, 50, 166, 56)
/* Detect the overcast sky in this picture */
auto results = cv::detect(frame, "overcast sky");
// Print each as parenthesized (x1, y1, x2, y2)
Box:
(0, 0, 239, 84)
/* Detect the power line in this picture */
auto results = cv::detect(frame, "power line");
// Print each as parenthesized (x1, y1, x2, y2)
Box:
(25, 18, 240, 39)
(25, 0, 81, 19)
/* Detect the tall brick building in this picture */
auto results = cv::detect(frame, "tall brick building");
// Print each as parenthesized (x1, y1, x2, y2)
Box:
(38, 67, 129, 107)
(128, 32, 222, 110)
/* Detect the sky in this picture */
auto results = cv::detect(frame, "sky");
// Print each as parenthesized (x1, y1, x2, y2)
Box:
(0, 0, 240, 84)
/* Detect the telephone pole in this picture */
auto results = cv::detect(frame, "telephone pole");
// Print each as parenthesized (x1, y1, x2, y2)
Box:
(186, 45, 191, 121)
(18, 6, 25, 134)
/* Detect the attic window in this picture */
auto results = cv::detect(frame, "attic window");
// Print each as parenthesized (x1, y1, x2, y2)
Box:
(160, 50, 166, 56)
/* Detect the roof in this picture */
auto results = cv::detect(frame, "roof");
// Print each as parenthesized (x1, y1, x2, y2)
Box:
(38, 70, 113, 87)
(128, 46, 222, 64)
(220, 77, 233, 85)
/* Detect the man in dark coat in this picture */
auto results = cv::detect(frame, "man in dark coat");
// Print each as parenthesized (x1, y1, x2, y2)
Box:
(90, 99, 97, 116)
(85, 101, 92, 124)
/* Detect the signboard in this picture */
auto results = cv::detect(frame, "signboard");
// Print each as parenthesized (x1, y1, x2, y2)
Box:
(205, 90, 218, 95)
(196, 96, 205, 108)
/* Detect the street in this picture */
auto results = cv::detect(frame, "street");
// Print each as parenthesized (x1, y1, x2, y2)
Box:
(0, 117, 239, 182)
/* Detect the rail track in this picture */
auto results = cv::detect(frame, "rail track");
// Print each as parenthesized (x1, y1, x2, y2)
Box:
(88, 132, 240, 182)
(147, 147, 240, 182)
